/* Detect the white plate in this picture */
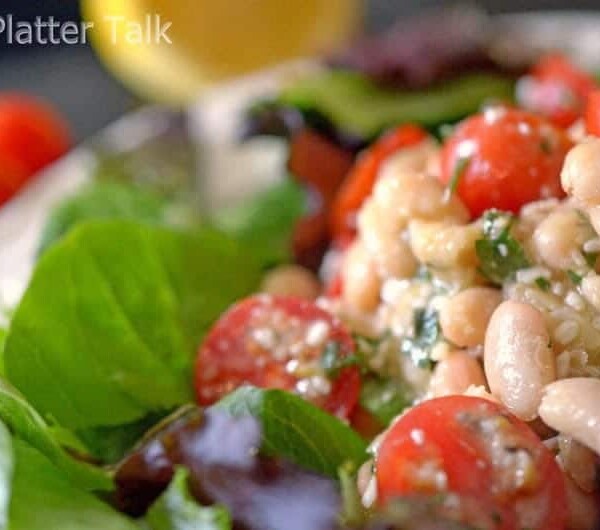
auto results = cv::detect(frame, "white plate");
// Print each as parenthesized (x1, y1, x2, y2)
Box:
(1, 11, 600, 311)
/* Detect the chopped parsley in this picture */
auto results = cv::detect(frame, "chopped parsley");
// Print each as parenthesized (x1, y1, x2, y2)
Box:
(446, 156, 471, 197)
(400, 307, 440, 370)
(415, 265, 432, 282)
(540, 137, 553, 154)
(535, 277, 551, 291)
(567, 270, 583, 285)
(583, 250, 598, 268)
(438, 123, 455, 140)
(475, 210, 530, 285)
(359, 377, 413, 425)
(320, 341, 364, 378)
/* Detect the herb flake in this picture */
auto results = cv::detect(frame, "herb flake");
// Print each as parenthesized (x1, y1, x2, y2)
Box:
(359, 377, 412, 425)
(567, 270, 583, 285)
(400, 307, 440, 370)
(446, 156, 470, 197)
(320, 341, 364, 378)
(535, 277, 551, 291)
(475, 210, 530, 285)
(438, 123, 455, 140)
(583, 250, 598, 268)
(540, 137, 553, 154)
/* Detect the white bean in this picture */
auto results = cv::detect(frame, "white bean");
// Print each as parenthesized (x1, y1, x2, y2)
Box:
(564, 473, 600, 530)
(587, 205, 600, 237)
(463, 385, 500, 403)
(558, 435, 599, 493)
(380, 137, 439, 174)
(408, 220, 481, 269)
(373, 169, 469, 225)
(358, 196, 407, 241)
(358, 199, 417, 279)
(580, 274, 600, 311)
(539, 378, 600, 455)
(357, 459, 374, 497)
(341, 240, 381, 312)
(429, 351, 486, 397)
(260, 264, 321, 299)
(440, 287, 502, 347)
(484, 301, 556, 421)
(371, 236, 417, 279)
(532, 208, 594, 269)
(561, 139, 600, 205)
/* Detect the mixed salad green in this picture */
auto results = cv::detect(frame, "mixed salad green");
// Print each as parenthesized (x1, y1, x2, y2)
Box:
(3, 11, 600, 530)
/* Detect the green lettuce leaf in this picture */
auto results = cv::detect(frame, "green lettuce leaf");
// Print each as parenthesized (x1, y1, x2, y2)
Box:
(146, 468, 231, 530)
(216, 387, 368, 477)
(76, 411, 169, 464)
(280, 71, 515, 138)
(38, 180, 199, 254)
(0, 378, 111, 491)
(5, 221, 263, 431)
(8, 441, 136, 530)
(0, 328, 5, 376)
(210, 178, 306, 265)
(0, 421, 13, 530)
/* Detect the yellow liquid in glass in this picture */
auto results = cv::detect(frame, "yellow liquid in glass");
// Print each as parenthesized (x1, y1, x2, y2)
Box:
(83, 0, 361, 104)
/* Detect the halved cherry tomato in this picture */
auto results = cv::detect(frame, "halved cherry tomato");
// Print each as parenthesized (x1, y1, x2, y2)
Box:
(439, 107, 572, 217)
(375, 396, 567, 530)
(518, 53, 597, 128)
(0, 93, 71, 206)
(330, 124, 428, 239)
(585, 89, 600, 137)
(350, 405, 384, 440)
(194, 295, 360, 419)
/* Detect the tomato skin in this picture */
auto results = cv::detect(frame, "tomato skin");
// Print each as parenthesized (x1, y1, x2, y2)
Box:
(330, 125, 428, 239)
(323, 234, 354, 299)
(375, 396, 567, 530)
(518, 53, 597, 128)
(0, 94, 71, 206)
(350, 405, 384, 440)
(194, 295, 360, 419)
(585, 89, 600, 137)
(439, 108, 572, 218)
(288, 129, 355, 270)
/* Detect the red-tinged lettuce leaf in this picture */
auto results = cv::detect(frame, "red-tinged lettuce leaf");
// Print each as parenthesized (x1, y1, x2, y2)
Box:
(116, 407, 343, 530)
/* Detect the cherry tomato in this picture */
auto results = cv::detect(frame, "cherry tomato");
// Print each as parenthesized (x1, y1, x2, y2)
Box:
(330, 125, 428, 239)
(439, 107, 572, 217)
(375, 396, 567, 530)
(194, 295, 360, 419)
(288, 128, 355, 270)
(322, 234, 354, 299)
(585, 89, 600, 137)
(350, 405, 384, 440)
(0, 93, 71, 206)
(518, 53, 597, 128)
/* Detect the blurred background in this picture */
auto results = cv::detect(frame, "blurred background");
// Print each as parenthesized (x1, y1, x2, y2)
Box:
(1, 0, 599, 141)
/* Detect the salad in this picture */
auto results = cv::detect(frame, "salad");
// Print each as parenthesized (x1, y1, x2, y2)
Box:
(1, 11, 600, 530)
